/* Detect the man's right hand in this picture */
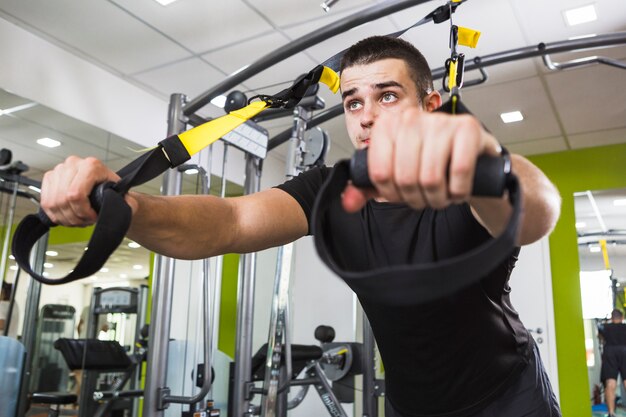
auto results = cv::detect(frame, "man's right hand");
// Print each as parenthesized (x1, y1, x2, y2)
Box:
(40, 156, 135, 227)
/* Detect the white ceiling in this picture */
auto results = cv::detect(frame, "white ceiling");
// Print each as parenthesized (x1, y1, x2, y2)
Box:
(0, 0, 625, 282)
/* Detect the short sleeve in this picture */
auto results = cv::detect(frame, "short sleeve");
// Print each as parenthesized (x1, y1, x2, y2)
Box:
(274, 166, 331, 235)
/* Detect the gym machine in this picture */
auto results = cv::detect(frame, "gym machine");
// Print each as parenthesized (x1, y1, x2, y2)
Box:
(29, 304, 76, 393)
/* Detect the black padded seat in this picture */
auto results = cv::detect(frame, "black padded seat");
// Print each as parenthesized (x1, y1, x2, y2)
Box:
(251, 343, 323, 380)
(54, 338, 132, 371)
(31, 392, 77, 405)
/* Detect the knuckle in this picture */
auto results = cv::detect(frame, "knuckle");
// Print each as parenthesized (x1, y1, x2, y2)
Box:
(420, 172, 444, 192)
(66, 189, 84, 204)
(369, 166, 390, 185)
(450, 161, 472, 178)
(395, 172, 416, 191)
(458, 115, 481, 132)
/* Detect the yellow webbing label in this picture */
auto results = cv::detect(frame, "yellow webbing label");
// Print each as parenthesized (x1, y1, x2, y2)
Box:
(448, 60, 458, 91)
(178, 100, 269, 156)
(600, 239, 611, 270)
(457, 26, 481, 48)
(320, 66, 340, 93)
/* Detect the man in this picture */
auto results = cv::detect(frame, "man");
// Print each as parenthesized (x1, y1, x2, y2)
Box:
(599, 309, 626, 417)
(40, 36, 561, 416)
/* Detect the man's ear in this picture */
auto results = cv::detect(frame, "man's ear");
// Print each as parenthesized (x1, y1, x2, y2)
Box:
(423, 90, 442, 112)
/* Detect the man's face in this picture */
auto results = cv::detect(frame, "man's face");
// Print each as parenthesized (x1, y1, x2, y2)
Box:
(340, 58, 421, 149)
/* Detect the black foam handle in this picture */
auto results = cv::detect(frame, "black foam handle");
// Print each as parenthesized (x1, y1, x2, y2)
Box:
(349, 148, 508, 198)
(36, 181, 117, 227)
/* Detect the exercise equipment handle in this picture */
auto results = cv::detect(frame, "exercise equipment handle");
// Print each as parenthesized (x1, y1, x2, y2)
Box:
(349, 148, 508, 198)
(36, 181, 118, 227)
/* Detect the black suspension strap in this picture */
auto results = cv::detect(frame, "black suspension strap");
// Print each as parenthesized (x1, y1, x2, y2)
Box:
(312, 98, 520, 305)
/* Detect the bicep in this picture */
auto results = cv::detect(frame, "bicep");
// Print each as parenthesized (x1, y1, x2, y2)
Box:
(229, 188, 309, 253)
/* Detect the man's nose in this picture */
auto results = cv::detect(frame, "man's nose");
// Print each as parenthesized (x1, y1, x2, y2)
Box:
(360, 103, 376, 129)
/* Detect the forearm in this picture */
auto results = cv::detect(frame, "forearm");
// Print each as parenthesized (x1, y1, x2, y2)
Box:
(126, 188, 309, 259)
(470, 154, 561, 245)
(127, 192, 238, 259)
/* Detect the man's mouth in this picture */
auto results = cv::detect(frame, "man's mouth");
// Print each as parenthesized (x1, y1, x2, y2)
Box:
(361, 138, 370, 147)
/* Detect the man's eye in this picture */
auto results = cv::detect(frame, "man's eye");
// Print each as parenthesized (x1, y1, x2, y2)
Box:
(381, 92, 397, 103)
(346, 101, 362, 111)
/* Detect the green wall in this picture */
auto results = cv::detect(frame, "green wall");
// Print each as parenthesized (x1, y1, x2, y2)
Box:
(529, 142, 626, 417)
(218, 253, 240, 358)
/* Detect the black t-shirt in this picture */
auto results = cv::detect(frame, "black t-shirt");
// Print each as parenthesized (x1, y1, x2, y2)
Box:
(276, 165, 531, 417)
(600, 323, 626, 347)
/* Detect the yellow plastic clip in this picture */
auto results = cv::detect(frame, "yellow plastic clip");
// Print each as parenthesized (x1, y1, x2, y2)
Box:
(320, 66, 340, 94)
(600, 239, 611, 270)
(447, 60, 458, 91)
(178, 100, 268, 156)
(457, 26, 481, 48)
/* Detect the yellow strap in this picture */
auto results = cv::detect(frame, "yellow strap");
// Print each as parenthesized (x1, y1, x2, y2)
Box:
(178, 101, 269, 156)
(448, 60, 458, 91)
(457, 26, 481, 48)
(174, 67, 338, 158)
(320, 66, 340, 93)
(600, 239, 611, 270)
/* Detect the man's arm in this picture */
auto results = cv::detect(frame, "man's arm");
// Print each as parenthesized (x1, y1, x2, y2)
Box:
(41, 156, 309, 260)
(127, 188, 309, 259)
(470, 154, 561, 246)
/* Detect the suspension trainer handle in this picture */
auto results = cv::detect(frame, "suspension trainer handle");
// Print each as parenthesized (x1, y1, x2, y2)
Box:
(349, 148, 510, 198)
(36, 181, 119, 227)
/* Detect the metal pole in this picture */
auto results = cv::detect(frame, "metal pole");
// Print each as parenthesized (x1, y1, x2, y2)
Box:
(15, 237, 46, 417)
(183, 0, 433, 116)
(232, 153, 263, 417)
(0, 180, 19, 282)
(143, 93, 186, 416)
(362, 315, 378, 417)
(211, 144, 229, 367)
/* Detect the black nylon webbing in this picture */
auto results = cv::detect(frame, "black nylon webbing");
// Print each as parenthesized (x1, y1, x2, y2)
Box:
(11, 145, 175, 285)
(311, 98, 521, 306)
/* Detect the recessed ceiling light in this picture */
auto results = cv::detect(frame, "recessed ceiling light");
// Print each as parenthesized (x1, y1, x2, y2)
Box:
(154, 0, 178, 5)
(100, 267, 109, 273)
(575, 221, 587, 228)
(210, 95, 227, 108)
(36, 137, 62, 148)
(184, 168, 199, 175)
(589, 245, 601, 253)
(128, 241, 141, 249)
(500, 111, 524, 124)
(564, 4, 597, 26)
(46, 250, 58, 257)
(613, 199, 626, 206)
(133, 264, 143, 270)
(120, 273, 128, 279)
(43, 262, 54, 268)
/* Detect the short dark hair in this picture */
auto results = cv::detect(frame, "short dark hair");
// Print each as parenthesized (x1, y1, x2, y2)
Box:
(340, 36, 434, 102)
(611, 309, 623, 320)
